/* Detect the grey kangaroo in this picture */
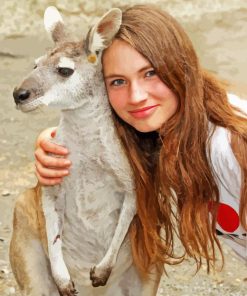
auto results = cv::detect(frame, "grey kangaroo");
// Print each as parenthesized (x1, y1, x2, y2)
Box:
(10, 6, 161, 296)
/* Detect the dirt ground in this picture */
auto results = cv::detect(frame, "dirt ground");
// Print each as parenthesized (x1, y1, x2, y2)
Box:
(0, 2, 247, 295)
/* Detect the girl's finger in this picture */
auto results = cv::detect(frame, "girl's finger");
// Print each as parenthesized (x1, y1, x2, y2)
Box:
(51, 129, 57, 138)
(35, 161, 69, 179)
(36, 170, 63, 186)
(40, 139, 69, 155)
(35, 148, 71, 169)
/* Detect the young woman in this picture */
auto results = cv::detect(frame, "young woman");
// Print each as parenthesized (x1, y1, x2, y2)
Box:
(34, 5, 247, 276)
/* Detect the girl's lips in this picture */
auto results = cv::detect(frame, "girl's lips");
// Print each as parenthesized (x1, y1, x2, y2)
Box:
(129, 105, 159, 119)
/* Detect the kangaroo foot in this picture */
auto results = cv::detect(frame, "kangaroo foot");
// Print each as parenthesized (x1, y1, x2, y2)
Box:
(58, 281, 78, 296)
(90, 266, 112, 287)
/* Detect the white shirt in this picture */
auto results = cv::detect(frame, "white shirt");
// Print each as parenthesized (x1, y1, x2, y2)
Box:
(208, 94, 247, 259)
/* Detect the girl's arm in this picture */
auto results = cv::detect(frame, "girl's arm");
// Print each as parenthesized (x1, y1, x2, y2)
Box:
(35, 127, 71, 186)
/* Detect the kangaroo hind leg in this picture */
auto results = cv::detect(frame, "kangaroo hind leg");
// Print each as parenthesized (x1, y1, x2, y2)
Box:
(9, 188, 60, 296)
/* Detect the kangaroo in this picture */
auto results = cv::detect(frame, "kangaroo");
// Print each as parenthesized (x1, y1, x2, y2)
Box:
(10, 6, 161, 296)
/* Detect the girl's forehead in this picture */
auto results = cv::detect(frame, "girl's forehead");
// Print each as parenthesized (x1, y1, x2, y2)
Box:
(103, 39, 151, 76)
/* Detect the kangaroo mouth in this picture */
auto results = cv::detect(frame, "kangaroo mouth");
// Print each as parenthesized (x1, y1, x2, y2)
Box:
(16, 97, 44, 113)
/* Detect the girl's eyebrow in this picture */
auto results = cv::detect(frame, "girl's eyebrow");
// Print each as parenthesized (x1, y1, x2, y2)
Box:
(104, 65, 153, 79)
(138, 65, 153, 73)
(104, 73, 124, 79)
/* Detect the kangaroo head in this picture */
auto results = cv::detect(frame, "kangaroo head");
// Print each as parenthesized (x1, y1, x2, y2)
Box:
(13, 6, 122, 112)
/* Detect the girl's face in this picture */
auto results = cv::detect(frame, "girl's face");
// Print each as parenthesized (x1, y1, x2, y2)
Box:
(103, 39, 178, 133)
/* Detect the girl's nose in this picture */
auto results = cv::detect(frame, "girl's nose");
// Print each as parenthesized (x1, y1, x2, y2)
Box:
(129, 81, 148, 104)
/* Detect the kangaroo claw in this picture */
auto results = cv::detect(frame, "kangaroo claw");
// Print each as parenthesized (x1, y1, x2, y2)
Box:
(90, 266, 112, 287)
(58, 281, 78, 296)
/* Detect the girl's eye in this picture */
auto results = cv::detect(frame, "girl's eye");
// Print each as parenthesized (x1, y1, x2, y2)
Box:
(110, 79, 125, 86)
(145, 69, 156, 77)
(57, 67, 74, 77)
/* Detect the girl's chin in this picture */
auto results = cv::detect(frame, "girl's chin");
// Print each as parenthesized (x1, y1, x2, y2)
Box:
(132, 123, 159, 133)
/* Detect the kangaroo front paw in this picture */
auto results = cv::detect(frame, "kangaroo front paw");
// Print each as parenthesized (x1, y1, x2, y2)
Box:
(58, 281, 78, 296)
(90, 266, 112, 287)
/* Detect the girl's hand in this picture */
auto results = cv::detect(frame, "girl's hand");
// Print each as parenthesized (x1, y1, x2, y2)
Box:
(34, 127, 71, 186)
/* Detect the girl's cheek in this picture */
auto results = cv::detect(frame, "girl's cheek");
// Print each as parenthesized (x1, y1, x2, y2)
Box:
(108, 89, 127, 108)
(108, 92, 119, 110)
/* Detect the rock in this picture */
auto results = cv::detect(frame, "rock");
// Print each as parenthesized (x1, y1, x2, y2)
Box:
(1, 268, 10, 275)
(2, 190, 10, 197)
(7, 287, 16, 294)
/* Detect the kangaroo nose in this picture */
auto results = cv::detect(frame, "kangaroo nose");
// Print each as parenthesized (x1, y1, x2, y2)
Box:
(13, 88, 31, 104)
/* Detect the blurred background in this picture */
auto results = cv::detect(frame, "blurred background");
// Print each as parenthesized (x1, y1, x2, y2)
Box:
(0, 1, 247, 295)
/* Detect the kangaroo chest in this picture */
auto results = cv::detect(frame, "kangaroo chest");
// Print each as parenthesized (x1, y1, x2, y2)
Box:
(48, 109, 133, 276)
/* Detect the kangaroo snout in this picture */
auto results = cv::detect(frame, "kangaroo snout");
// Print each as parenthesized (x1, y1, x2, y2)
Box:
(13, 87, 31, 104)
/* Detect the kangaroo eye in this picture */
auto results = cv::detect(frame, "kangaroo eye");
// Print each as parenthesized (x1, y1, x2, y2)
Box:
(57, 67, 74, 77)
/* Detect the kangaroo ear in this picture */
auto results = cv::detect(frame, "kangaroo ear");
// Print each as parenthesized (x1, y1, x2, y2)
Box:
(85, 8, 122, 63)
(44, 6, 66, 43)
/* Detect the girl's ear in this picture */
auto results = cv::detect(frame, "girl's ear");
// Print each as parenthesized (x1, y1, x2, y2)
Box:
(85, 8, 122, 61)
(44, 6, 66, 43)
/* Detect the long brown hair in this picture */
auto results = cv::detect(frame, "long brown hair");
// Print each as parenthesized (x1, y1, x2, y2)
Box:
(109, 5, 247, 277)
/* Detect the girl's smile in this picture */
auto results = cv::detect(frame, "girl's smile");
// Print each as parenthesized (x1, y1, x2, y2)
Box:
(128, 104, 160, 119)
